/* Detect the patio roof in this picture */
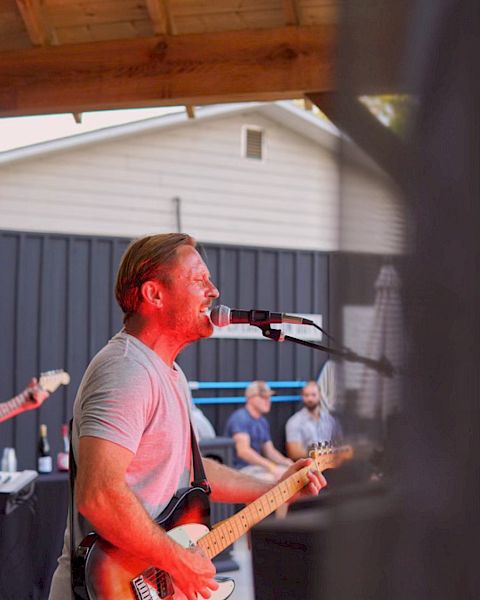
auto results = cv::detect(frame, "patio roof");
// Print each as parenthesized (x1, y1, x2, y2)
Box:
(0, 1, 407, 118)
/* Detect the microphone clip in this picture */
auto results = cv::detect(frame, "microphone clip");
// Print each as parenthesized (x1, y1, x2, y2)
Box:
(255, 324, 285, 342)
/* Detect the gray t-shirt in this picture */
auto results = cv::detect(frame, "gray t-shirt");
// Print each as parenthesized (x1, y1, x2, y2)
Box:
(49, 331, 193, 600)
(285, 407, 342, 449)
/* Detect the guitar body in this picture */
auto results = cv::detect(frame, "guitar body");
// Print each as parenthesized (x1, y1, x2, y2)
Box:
(72, 486, 235, 600)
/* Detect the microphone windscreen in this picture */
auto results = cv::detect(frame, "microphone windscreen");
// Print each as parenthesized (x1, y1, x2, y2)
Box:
(210, 305, 231, 327)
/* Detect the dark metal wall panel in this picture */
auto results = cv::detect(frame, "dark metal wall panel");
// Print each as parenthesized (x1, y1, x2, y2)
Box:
(0, 230, 330, 467)
(0, 231, 129, 469)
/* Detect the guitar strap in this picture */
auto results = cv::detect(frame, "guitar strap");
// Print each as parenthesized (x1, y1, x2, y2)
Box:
(67, 417, 211, 592)
(68, 419, 78, 596)
(189, 421, 211, 494)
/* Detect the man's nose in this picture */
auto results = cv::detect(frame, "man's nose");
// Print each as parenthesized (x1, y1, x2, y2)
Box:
(208, 281, 220, 298)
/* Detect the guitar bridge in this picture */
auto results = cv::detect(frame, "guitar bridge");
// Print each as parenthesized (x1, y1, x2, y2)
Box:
(131, 568, 174, 599)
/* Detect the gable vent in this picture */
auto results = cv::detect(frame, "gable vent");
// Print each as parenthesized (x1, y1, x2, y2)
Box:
(243, 126, 264, 160)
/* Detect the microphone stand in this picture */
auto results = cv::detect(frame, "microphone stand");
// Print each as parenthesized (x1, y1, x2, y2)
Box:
(256, 325, 395, 378)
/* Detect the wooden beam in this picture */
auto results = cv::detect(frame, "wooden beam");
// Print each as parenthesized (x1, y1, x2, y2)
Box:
(145, 0, 176, 35)
(15, 0, 57, 46)
(283, 0, 300, 25)
(0, 26, 335, 117)
(307, 91, 411, 190)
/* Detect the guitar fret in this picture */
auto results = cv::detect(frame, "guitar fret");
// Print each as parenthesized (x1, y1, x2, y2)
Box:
(0, 391, 28, 419)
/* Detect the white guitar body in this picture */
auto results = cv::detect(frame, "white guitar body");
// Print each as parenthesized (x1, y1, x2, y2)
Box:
(84, 523, 235, 600)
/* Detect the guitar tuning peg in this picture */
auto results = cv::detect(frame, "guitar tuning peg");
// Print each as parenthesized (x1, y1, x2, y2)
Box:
(308, 442, 320, 459)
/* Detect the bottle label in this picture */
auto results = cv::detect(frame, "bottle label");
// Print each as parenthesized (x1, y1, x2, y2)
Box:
(38, 456, 53, 473)
(57, 452, 69, 471)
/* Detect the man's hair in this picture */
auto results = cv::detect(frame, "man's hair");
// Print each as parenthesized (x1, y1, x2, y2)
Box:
(115, 233, 195, 321)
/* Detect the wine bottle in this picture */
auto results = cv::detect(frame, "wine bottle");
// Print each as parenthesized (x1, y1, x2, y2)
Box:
(37, 424, 52, 473)
(56, 423, 70, 471)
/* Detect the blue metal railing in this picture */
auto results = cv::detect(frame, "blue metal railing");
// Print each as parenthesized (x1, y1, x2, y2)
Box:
(189, 380, 306, 405)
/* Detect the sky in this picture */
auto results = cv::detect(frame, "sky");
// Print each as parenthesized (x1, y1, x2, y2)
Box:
(0, 106, 183, 153)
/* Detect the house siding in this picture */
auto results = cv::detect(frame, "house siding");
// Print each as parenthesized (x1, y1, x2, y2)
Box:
(0, 110, 403, 253)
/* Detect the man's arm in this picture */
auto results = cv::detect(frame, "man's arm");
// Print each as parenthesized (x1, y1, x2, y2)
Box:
(204, 456, 327, 504)
(232, 432, 279, 475)
(262, 440, 293, 466)
(285, 416, 307, 461)
(76, 436, 218, 600)
(285, 440, 307, 461)
(0, 378, 49, 423)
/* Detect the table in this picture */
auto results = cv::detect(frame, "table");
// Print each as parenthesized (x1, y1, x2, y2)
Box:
(0, 472, 68, 600)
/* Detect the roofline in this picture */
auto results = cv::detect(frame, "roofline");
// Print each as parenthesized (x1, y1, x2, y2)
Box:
(0, 100, 386, 179)
(0, 101, 338, 166)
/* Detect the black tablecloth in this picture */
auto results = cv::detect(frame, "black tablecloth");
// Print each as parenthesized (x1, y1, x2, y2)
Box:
(0, 472, 68, 600)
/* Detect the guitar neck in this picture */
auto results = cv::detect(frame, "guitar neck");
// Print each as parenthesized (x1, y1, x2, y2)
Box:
(0, 390, 29, 420)
(197, 456, 333, 560)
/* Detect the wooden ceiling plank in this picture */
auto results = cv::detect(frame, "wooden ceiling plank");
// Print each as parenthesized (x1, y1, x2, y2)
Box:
(145, 0, 176, 35)
(15, 0, 58, 45)
(0, 25, 336, 117)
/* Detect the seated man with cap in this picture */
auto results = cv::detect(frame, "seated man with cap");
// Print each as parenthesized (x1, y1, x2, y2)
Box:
(224, 380, 293, 482)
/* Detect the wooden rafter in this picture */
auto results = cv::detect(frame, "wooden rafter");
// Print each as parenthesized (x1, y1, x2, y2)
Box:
(307, 91, 411, 189)
(303, 97, 313, 111)
(145, 0, 176, 35)
(0, 26, 335, 117)
(15, 0, 57, 46)
(283, 0, 300, 25)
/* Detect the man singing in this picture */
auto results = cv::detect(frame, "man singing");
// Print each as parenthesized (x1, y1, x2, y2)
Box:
(49, 233, 326, 600)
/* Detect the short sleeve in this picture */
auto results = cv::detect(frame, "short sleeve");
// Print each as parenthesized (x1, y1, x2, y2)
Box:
(78, 357, 153, 454)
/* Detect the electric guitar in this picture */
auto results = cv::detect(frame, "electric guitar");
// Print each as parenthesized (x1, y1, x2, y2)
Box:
(72, 443, 353, 600)
(0, 369, 70, 422)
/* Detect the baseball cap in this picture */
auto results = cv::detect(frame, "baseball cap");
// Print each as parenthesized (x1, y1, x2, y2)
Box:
(245, 380, 275, 398)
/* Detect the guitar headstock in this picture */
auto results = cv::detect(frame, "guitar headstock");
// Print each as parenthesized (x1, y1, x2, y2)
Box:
(308, 441, 354, 472)
(39, 369, 71, 393)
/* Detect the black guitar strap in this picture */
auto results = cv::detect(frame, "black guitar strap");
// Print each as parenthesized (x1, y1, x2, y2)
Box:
(68, 419, 79, 596)
(189, 421, 211, 494)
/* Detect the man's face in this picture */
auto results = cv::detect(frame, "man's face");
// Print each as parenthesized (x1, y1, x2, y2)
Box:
(248, 392, 272, 415)
(302, 383, 321, 412)
(160, 245, 219, 341)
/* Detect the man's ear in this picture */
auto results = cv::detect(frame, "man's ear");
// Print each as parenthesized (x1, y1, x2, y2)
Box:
(140, 280, 163, 309)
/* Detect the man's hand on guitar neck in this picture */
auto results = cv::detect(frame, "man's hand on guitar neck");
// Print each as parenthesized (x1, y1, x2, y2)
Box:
(0, 378, 50, 423)
(279, 457, 328, 503)
(22, 378, 50, 411)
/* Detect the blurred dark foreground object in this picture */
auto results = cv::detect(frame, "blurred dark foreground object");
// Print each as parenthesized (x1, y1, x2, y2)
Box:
(252, 485, 398, 600)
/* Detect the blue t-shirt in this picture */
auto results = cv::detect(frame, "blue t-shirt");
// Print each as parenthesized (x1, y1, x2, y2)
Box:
(224, 407, 271, 468)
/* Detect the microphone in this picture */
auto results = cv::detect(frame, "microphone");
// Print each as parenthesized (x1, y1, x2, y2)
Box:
(210, 305, 314, 327)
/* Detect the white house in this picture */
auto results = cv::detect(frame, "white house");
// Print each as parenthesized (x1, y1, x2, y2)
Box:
(0, 101, 404, 254)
